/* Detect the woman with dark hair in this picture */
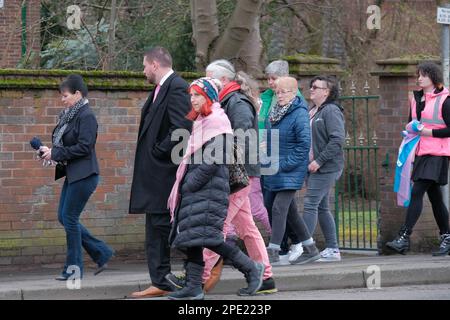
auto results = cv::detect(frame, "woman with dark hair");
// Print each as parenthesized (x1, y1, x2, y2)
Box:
(39, 74, 113, 280)
(166, 77, 264, 300)
(302, 75, 345, 262)
(387, 62, 450, 255)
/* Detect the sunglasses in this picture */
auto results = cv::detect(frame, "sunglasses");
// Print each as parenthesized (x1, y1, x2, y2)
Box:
(310, 85, 328, 90)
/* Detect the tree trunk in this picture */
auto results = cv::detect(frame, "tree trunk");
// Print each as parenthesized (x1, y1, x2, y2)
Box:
(321, 0, 346, 62)
(106, 0, 117, 70)
(190, 0, 219, 71)
(211, 0, 264, 70)
(237, 14, 264, 77)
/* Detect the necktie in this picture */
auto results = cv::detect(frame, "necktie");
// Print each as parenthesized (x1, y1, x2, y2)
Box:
(153, 84, 161, 103)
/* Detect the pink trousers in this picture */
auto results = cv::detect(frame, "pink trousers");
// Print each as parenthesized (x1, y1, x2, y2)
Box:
(227, 177, 272, 238)
(202, 185, 273, 282)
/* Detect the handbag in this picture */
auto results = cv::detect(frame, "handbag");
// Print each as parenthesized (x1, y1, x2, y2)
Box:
(55, 162, 67, 180)
(228, 142, 249, 194)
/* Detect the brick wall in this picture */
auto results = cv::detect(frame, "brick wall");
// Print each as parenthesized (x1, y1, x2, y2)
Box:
(0, 0, 41, 68)
(372, 57, 446, 253)
(0, 66, 342, 269)
(3, 56, 445, 271)
(0, 70, 201, 269)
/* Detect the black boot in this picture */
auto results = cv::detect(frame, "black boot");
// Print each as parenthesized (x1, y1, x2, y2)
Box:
(432, 234, 450, 256)
(386, 227, 411, 254)
(228, 247, 264, 296)
(167, 262, 205, 300)
(223, 235, 238, 266)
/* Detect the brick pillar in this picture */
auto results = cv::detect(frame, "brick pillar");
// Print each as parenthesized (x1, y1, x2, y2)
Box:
(0, 0, 41, 68)
(371, 56, 444, 253)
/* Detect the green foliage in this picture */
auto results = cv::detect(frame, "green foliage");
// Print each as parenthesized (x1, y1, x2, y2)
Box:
(114, 8, 196, 71)
(40, 18, 109, 70)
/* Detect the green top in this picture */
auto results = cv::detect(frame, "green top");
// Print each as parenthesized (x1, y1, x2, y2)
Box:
(258, 88, 305, 130)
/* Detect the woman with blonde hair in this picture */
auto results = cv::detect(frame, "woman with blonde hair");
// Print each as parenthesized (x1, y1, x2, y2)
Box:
(263, 76, 320, 265)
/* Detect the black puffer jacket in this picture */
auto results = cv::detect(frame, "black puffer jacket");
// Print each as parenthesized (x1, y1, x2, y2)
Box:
(170, 134, 232, 249)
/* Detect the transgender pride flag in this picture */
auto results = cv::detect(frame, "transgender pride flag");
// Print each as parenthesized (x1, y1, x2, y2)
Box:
(394, 121, 422, 207)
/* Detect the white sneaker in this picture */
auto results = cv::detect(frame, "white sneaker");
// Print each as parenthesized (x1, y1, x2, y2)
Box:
(276, 253, 290, 266)
(317, 248, 341, 262)
(288, 243, 304, 262)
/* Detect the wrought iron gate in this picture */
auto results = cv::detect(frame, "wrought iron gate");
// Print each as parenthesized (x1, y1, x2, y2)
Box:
(334, 94, 380, 250)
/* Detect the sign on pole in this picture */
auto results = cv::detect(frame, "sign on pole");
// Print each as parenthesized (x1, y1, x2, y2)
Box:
(438, 7, 450, 25)
(439, 6, 450, 210)
(0, 0, 4, 9)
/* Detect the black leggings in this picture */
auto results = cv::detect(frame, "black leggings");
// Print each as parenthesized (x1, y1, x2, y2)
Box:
(185, 243, 235, 266)
(405, 179, 450, 234)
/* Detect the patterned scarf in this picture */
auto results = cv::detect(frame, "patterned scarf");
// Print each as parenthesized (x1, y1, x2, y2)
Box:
(52, 98, 88, 147)
(269, 98, 294, 125)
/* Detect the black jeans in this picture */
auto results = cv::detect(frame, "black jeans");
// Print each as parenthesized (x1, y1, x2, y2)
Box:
(185, 243, 236, 266)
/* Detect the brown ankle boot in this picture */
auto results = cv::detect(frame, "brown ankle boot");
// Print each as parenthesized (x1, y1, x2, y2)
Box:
(204, 258, 224, 293)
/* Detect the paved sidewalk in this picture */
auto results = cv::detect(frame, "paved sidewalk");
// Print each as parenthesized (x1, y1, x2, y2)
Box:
(0, 254, 449, 300)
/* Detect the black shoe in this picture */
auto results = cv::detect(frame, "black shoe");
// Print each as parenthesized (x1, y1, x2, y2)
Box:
(94, 264, 108, 276)
(165, 273, 186, 290)
(55, 275, 69, 281)
(386, 227, 411, 254)
(238, 277, 278, 296)
(94, 250, 114, 275)
(432, 234, 450, 256)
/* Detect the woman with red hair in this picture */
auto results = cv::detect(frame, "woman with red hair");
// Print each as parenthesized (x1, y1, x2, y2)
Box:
(166, 77, 264, 300)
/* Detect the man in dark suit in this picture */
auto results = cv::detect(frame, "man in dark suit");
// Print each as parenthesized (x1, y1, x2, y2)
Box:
(129, 47, 192, 298)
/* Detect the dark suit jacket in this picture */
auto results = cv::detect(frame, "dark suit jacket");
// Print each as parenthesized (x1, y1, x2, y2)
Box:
(51, 103, 100, 183)
(129, 72, 192, 214)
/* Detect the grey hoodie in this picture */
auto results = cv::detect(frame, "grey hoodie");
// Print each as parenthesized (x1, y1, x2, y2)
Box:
(310, 101, 345, 173)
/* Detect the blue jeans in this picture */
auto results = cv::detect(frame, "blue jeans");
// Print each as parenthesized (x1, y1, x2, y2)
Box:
(58, 174, 113, 278)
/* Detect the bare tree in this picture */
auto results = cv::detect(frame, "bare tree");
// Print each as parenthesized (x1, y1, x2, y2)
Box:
(106, 0, 118, 70)
(190, 0, 219, 70)
(190, 0, 265, 75)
